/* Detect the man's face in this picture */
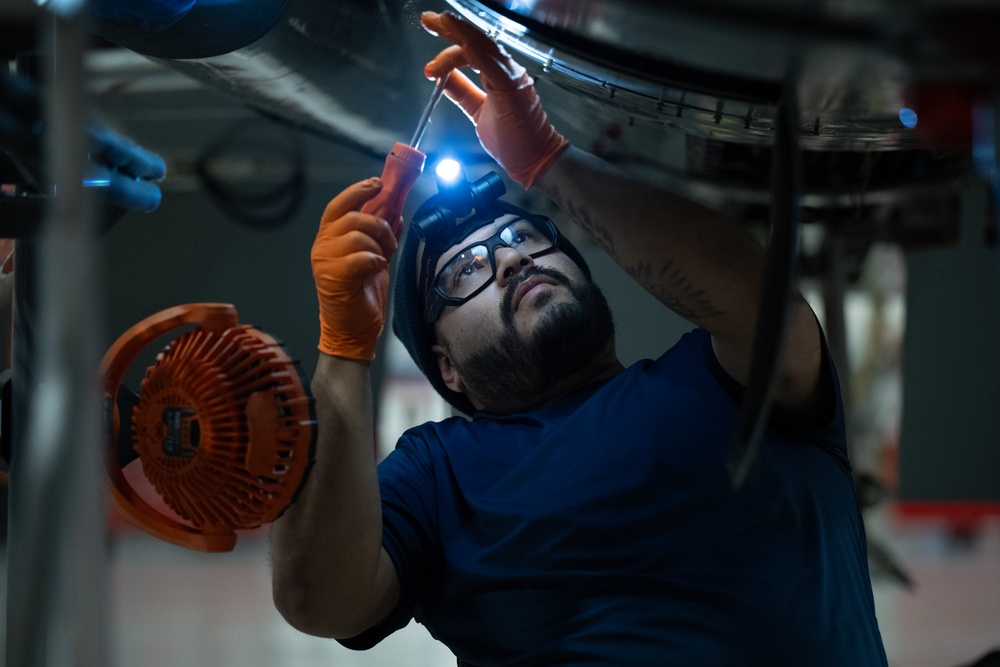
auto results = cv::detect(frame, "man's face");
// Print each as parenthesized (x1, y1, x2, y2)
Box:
(429, 215, 615, 413)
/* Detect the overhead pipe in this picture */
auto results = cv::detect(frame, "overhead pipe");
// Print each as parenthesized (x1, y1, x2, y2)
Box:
(85, 0, 426, 157)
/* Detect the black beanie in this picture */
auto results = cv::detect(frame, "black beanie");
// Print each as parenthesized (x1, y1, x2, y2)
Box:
(391, 201, 592, 416)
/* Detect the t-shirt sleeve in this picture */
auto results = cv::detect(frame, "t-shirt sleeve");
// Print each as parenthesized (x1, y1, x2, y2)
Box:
(337, 429, 442, 650)
(690, 326, 851, 468)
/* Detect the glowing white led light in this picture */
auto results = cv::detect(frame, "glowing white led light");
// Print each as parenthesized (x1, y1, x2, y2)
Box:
(435, 158, 463, 184)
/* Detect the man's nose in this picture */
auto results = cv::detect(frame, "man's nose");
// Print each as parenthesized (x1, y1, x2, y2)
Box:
(494, 246, 534, 288)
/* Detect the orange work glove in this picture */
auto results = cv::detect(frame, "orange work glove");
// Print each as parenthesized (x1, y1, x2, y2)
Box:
(311, 177, 401, 361)
(421, 10, 569, 189)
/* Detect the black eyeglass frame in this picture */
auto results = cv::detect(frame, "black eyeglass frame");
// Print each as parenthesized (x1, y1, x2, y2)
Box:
(423, 214, 560, 324)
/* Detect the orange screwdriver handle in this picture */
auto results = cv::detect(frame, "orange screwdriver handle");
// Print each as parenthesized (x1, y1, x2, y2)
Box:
(361, 141, 425, 232)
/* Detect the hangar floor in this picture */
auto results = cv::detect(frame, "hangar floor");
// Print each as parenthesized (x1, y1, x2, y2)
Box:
(91, 507, 1000, 667)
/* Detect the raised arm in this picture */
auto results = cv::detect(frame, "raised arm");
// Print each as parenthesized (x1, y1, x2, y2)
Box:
(270, 179, 400, 638)
(421, 11, 830, 421)
(534, 148, 828, 421)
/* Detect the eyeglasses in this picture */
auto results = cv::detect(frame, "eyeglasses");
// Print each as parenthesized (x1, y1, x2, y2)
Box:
(424, 215, 559, 323)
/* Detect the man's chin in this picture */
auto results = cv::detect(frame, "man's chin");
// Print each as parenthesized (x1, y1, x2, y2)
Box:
(454, 275, 615, 413)
(509, 288, 564, 332)
(528, 298, 600, 367)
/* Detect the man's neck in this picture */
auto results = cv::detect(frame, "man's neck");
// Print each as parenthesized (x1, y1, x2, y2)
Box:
(473, 345, 624, 415)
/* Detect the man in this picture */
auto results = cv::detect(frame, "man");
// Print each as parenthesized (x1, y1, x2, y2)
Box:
(271, 10, 887, 666)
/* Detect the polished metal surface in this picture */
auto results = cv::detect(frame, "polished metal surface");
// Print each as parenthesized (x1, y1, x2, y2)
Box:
(410, 73, 452, 150)
(439, 0, 975, 282)
(444, 0, 998, 151)
(452, 0, 1000, 79)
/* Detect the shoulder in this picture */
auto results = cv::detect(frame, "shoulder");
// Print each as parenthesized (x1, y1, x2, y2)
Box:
(641, 327, 719, 382)
(383, 415, 494, 474)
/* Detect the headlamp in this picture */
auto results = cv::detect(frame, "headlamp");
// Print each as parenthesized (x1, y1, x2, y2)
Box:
(411, 159, 507, 248)
(435, 158, 463, 185)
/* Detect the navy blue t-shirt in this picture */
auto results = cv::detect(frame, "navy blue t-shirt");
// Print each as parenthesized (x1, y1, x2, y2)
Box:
(344, 328, 887, 666)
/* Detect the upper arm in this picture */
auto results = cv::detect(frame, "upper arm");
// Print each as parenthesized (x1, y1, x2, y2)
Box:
(535, 147, 830, 420)
(711, 300, 834, 425)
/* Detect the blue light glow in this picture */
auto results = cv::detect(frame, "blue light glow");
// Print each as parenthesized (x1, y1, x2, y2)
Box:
(435, 158, 463, 184)
(82, 178, 111, 187)
(899, 107, 918, 128)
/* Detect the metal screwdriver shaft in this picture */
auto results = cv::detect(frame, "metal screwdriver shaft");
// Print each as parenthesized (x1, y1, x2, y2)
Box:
(410, 73, 451, 150)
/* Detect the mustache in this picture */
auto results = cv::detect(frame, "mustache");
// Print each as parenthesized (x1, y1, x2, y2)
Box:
(501, 266, 571, 324)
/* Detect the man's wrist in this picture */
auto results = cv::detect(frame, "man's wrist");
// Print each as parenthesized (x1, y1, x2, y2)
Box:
(318, 332, 378, 362)
(517, 136, 569, 190)
(533, 143, 575, 194)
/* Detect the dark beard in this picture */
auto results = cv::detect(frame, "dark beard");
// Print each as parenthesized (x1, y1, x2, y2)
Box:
(449, 267, 615, 413)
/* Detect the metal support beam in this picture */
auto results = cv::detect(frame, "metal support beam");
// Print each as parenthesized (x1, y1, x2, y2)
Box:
(5, 10, 109, 666)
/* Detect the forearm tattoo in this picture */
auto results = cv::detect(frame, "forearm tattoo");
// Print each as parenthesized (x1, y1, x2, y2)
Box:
(547, 183, 724, 322)
(626, 260, 725, 321)
(549, 184, 619, 261)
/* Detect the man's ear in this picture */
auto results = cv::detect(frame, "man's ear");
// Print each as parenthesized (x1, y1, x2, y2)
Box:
(432, 343, 465, 393)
